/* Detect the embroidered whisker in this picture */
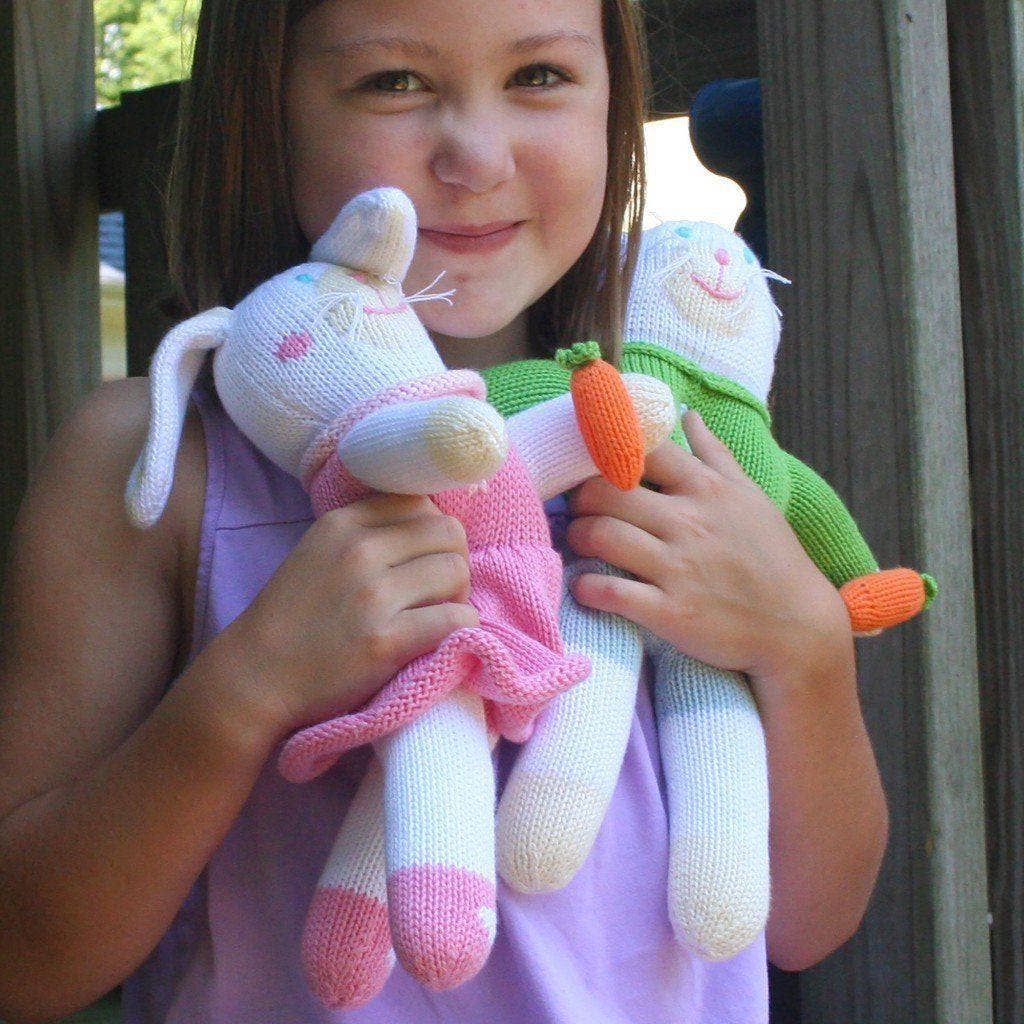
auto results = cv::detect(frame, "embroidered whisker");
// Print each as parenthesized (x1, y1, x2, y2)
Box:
(405, 270, 457, 307)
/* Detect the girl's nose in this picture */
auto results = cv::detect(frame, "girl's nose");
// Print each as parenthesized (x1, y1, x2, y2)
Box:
(430, 107, 516, 194)
(715, 248, 731, 266)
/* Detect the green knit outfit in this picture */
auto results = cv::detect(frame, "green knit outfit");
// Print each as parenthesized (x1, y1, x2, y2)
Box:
(482, 340, 880, 591)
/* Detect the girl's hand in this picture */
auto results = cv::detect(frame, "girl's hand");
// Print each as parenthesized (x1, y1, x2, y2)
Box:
(210, 494, 479, 749)
(565, 410, 851, 686)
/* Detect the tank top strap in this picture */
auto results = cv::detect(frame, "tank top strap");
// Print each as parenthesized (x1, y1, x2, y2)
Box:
(189, 374, 313, 530)
(185, 373, 314, 669)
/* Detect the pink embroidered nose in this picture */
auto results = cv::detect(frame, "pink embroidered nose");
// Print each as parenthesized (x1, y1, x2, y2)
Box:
(715, 248, 731, 266)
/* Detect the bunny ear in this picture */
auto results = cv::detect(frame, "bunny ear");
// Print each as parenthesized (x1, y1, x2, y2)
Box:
(310, 187, 418, 283)
(125, 307, 230, 528)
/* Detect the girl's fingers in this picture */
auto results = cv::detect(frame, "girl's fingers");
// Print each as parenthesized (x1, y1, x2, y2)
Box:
(394, 602, 480, 662)
(641, 413, 752, 492)
(680, 411, 753, 484)
(569, 476, 676, 539)
(639, 441, 707, 495)
(375, 514, 469, 568)
(351, 492, 440, 527)
(570, 570, 664, 633)
(566, 515, 669, 584)
(389, 552, 472, 607)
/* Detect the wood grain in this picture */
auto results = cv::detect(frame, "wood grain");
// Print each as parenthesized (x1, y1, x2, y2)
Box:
(757, 3, 992, 1021)
(947, 2, 1024, 1020)
(2, 2, 99, 575)
(0, 0, 27, 572)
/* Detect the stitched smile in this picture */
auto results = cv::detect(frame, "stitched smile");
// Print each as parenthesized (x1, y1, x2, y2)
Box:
(691, 272, 743, 301)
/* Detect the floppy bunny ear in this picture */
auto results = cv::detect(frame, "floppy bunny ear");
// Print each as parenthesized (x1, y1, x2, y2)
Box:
(125, 307, 230, 528)
(310, 186, 418, 283)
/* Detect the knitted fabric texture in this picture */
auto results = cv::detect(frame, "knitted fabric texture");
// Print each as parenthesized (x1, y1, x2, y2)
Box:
(489, 222, 931, 964)
(484, 345, 880, 589)
(124, 186, 594, 1004)
(488, 220, 837, 963)
(289, 366, 678, 1008)
(277, 387, 591, 782)
(554, 341, 646, 490)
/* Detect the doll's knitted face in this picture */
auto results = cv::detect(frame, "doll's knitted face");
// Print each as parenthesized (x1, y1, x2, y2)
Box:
(646, 222, 776, 337)
(213, 261, 445, 477)
(624, 221, 784, 404)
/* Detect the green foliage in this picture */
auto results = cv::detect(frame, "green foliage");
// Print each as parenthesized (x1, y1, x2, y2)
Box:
(94, 0, 200, 107)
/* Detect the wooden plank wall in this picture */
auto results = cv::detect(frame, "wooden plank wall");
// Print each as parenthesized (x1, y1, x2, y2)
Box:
(946, 2, 1024, 1020)
(1, 1, 100, 575)
(757, 3, 993, 1022)
(0, 1, 27, 573)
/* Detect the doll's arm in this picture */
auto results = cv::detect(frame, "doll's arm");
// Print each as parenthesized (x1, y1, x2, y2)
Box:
(782, 451, 935, 633)
(780, 450, 879, 588)
(338, 396, 508, 494)
(506, 374, 677, 501)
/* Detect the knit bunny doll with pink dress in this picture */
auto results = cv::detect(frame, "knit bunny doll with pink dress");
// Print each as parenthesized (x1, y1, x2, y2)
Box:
(125, 187, 677, 1009)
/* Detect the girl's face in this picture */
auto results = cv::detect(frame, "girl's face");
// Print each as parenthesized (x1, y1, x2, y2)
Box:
(283, 0, 609, 343)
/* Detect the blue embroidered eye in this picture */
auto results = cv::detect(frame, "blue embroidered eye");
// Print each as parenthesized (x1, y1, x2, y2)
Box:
(743, 248, 756, 265)
(295, 273, 315, 283)
(674, 224, 694, 239)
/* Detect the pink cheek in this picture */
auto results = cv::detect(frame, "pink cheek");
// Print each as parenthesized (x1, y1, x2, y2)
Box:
(274, 331, 314, 361)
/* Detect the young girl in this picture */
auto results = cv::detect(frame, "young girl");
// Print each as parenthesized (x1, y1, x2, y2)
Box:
(0, 1, 888, 1021)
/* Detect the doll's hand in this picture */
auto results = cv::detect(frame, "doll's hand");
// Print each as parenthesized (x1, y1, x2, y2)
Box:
(339, 396, 508, 494)
(565, 410, 850, 684)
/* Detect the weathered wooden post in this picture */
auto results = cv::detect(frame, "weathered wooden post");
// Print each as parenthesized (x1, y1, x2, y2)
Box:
(1, 2, 99, 575)
(947, 2, 1024, 1020)
(757, 4, 992, 1021)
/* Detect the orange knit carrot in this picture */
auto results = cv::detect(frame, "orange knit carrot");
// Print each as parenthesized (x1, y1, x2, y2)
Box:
(555, 341, 645, 490)
(839, 568, 937, 633)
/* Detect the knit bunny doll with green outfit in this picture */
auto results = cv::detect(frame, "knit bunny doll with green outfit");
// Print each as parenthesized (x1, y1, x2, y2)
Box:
(482, 220, 935, 960)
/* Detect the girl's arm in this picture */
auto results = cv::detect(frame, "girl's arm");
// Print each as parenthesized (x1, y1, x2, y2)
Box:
(564, 410, 888, 971)
(0, 379, 273, 1023)
(0, 378, 478, 1023)
(752, 620, 888, 971)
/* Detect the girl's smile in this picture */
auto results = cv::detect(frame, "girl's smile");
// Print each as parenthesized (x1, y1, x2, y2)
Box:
(418, 221, 524, 255)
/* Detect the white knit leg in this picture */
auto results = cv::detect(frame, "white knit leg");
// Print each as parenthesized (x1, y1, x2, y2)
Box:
(376, 689, 497, 991)
(301, 756, 394, 1009)
(497, 559, 642, 892)
(651, 640, 770, 960)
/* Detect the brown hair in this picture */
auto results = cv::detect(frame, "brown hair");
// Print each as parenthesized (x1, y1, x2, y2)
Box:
(165, 0, 649, 362)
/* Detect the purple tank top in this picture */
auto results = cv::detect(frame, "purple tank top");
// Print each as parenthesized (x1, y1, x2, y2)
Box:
(120, 379, 768, 1024)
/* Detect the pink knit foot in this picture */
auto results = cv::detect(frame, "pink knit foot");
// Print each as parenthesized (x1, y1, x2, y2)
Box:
(388, 865, 497, 991)
(302, 886, 394, 1010)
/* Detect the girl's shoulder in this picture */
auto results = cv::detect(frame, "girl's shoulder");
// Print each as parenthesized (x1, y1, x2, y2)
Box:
(0, 376, 207, 817)
(43, 375, 207, 673)
(127, 374, 207, 672)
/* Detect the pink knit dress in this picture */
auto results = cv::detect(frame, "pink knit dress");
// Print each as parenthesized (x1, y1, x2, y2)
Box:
(277, 370, 590, 784)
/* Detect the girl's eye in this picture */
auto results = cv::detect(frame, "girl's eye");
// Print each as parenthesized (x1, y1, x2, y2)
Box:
(512, 64, 569, 89)
(366, 70, 425, 94)
(358, 63, 569, 97)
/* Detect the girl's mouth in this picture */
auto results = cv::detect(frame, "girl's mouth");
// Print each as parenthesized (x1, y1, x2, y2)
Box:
(419, 222, 523, 255)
